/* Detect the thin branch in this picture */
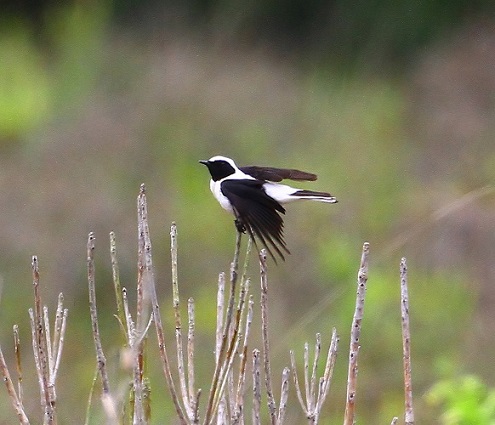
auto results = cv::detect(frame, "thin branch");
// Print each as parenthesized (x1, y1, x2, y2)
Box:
(252, 349, 261, 425)
(188, 297, 198, 422)
(290, 350, 308, 418)
(110, 232, 126, 336)
(51, 294, 64, 376)
(31, 256, 55, 425)
(170, 222, 194, 421)
(259, 249, 277, 425)
(400, 258, 414, 425)
(137, 186, 186, 424)
(290, 328, 339, 424)
(13, 325, 24, 407)
(316, 328, 339, 417)
(277, 367, 290, 424)
(232, 294, 254, 425)
(0, 344, 30, 424)
(51, 308, 68, 390)
(204, 230, 242, 425)
(87, 233, 117, 423)
(343, 242, 370, 425)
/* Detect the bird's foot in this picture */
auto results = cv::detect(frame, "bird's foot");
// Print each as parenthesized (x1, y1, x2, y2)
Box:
(234, 219, 246, 233)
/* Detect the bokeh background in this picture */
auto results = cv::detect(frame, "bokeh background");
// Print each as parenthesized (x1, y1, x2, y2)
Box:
(1, 0, 495, 423)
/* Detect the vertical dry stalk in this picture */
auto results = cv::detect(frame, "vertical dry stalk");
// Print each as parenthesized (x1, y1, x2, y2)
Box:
(137, 186, 186, 424)
(110, 232, 126, 335)
(13, 325, 24, 406)
(31, 257, 56, 425)
(232, 294, 254, 425)
(204, 231, 242, 425)
(400, 258, 414, 425)
(171, 223, 192, 420)
(87, 233, 117, 423)
(316, 328, 339, 417)
(290, 328, 339, 424)
(277, 367, 290, 424)
(188, 298, 200, 422)
(0, 345, 30, 424)
(343, 242, 370, 425)
(211, 237, 252, 424)
(252, 349, 261, 425)
(259, 249, 277, 425)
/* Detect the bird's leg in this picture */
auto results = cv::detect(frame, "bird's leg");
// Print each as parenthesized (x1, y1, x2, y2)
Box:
(234, 218, 246, 234)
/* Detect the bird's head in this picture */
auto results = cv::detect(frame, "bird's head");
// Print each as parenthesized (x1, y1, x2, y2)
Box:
(199, 156, 238, 181)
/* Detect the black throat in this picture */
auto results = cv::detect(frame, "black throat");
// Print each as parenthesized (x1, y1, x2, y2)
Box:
(203, 160, 236, 181)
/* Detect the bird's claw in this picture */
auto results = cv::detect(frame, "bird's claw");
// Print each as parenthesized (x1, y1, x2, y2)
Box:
(235, 219, 247, 233)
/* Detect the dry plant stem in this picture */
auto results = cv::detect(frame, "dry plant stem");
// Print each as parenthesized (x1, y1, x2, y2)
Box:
(31, 256, 56, 425)
(188, 298, 199, 422)
(13, 325, 24, 406)
(316, 328, 339, 416)
(134, 190, 153, 424)
(110, 232, 126, 334)
(277, 367, 290, 424)
(252, 349, 261, 425)
(259, 250, 277, 425)
(216, 276, 251, 423)
(290, 328, 339, 424)
(51, 293, 66, 382)
(51, 308, 68, 390)
(87, 233, 118, 423)
(204, 231, 242, 425)
(137, 186, 186, 424)
(0, 345, 30, 424)
(232, 295, 254, 425)
(400, 258, 414, 425)
(170, 223, 195, 421)
(344, 242, 370, 425)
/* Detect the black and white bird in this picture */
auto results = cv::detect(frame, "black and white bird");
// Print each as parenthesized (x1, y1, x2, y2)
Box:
(200, 155, 337, 262)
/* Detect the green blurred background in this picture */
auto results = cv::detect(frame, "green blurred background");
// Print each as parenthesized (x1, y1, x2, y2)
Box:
(1, 0, 495, 423)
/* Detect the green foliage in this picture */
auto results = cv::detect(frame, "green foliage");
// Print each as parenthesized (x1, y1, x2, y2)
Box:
(0, 24, 51, 140)
(427, 375, 495, 424)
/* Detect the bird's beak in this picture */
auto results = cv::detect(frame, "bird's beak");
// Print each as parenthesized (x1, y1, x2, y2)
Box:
(199, 160, 208, 166)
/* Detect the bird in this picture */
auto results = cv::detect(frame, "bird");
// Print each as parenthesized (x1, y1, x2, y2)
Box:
(199, 155, 337, 262)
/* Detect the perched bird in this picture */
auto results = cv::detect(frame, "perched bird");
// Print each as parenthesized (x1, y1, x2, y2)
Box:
(200, 155, 337, 262)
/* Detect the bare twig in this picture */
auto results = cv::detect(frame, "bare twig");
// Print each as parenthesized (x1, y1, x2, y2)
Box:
(232, 294, 254, 425)
(259, 249, 277, 425)
(400, 258, 414, 425)
(31, 257, 56, 425)
(188, 297, 199, 422)
(51, 307, 68, 391)
(137, 186, 186, 424)
(277, 367, 290, 424)
(170, 222, 194, 421)
(110, 232, 126, 336)
(87, 233, 117, 423)
(0, 344, 30, 424)
(252, 349, 261, 425)
(290, 328, 339, 424)
(204, 230, 242, 425)
(344, 242, 370, 425)
(316, 328, 339, 417)
(13, 325, 24, 407)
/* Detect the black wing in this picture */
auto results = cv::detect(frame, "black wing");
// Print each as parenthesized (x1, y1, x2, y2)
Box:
(220, 179, 290, 262)
(239, 166, 317, 182)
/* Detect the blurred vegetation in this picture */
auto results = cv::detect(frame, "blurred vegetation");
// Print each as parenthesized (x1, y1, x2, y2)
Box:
(1, 0, 495, 423)
(427, 375, 495, 424)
